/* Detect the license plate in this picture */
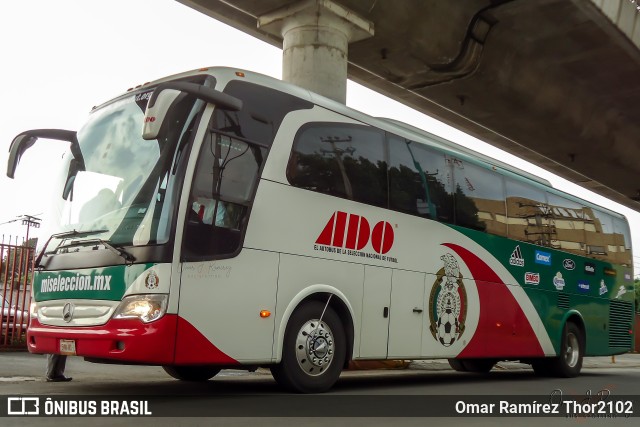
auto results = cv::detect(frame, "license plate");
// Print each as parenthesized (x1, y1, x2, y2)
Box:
(59, 339, 76, 356)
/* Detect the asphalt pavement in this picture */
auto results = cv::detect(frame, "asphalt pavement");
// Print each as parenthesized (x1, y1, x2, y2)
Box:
(0, 351, 638, 383)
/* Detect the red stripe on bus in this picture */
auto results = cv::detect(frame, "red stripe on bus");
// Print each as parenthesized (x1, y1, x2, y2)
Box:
(174, 316, 239, 365)
(443, 243, 545, 358)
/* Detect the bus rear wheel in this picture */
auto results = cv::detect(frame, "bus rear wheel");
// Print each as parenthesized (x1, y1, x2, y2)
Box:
(532, 322, 584, 378)
(271, 301, 346, 393)
(162, 365, 221, 381)
(549, 321, 584, 377)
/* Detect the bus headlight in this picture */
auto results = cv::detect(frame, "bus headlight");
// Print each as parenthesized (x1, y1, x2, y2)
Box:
(113, 294, 168, 323)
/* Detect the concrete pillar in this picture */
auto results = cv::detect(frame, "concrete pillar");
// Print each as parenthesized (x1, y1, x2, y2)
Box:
(258, 0, 374, 103)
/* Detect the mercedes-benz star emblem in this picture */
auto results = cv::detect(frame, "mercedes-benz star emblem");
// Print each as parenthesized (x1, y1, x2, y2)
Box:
(62, 302, 74, 323)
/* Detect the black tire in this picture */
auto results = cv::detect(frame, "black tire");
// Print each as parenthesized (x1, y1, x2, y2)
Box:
(531, 359, 554, 377)
(162, 365, 221, 381)
(547, 322, 584, 377)
(271, 301, 346, 393)
(448, 359, 468, 372)
(461, 359, 495, 373)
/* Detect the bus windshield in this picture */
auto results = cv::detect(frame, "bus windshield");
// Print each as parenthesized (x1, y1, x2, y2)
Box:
(49, 89, 204, 248)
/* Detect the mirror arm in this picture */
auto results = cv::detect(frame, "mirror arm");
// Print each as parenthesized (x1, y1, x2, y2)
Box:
(149, 81, 242, 112)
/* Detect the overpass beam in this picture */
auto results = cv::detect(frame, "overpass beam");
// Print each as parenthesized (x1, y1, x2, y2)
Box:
(258, 0, 374, 103)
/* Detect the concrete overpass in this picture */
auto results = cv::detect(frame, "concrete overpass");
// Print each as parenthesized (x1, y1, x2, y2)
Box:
(178, 0, 640, 211)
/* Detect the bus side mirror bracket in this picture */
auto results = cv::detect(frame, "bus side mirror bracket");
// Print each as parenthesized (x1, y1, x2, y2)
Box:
(142, 81, 243, 141)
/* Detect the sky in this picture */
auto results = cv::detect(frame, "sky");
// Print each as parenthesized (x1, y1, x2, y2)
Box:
(1, 0, 639, 273)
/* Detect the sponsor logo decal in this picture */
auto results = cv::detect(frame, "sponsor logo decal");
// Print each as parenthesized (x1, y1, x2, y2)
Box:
(145, 271, 159, 289)
(603, 268, 617, 277)
(429, 253, 467, 347)
(616, 285, 627, 299)
(315, 211, 398, 263)
(599, 280, 608, 296)
(509, 245, 524, 267)
(562, 259, 575, 270)
(584, 262, 596, 275)
(577, 280, 590, 293)
(524, 272, 540, 285)
(535, 250, 552, 266)
(552, 272, 565, 290)
(624, 272, 632, 281)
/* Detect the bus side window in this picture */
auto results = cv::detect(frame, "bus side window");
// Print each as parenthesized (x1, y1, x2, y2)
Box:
(182, 132, 263, 260)
(505, 178, 550, 246)
(613, 217, 632, 266)
(452, 160, 505, 234)
(217, 80, 313, 147)
(546, 193, 586, 256)
(387, 134, 453, 223)
(585, 208, 615, 263)
(288, 122, 387, 208)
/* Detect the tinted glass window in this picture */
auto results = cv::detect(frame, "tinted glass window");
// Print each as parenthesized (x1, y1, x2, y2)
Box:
(183, 129, 265, 260)
(584, 208, 615, 262)
(216, 80, 313, 146)
(388, 134, 453, 223)
(453, 160, 506, 234)
(546, 193, 586, 256)
(289, 123, 387, 208)
(613, 218, 632, 266)
(505, 179, 550, 246)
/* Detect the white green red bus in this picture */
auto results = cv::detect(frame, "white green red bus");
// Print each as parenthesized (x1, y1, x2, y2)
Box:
(7, 67, 635, 393)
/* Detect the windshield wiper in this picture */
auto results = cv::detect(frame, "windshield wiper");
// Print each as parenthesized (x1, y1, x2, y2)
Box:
(56, 238, 135, 265)
(35, 229, 109, 268)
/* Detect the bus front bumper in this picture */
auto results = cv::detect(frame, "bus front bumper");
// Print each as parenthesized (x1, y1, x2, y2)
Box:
(27, 315, 178, 365)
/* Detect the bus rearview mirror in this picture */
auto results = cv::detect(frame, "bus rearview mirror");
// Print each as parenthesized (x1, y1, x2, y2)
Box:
(7, 129, 78, 179)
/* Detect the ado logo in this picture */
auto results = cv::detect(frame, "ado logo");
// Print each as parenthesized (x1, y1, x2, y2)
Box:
(316, 211, 394, 254)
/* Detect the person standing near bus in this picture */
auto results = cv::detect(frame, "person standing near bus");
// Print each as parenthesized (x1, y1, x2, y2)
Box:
(46, 354, 72, 382)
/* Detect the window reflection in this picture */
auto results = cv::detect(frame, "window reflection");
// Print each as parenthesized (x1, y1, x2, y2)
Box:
(453, 160, 505, 234)
(286, 122, 631, 266)
(388, 135, 453, 223)
(290, 123, 387, 208)
(505, 179, 550, 246)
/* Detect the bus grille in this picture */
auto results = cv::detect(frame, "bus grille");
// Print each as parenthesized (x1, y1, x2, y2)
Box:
(557, 293, 570, 310)
(608, 300, 633, 349)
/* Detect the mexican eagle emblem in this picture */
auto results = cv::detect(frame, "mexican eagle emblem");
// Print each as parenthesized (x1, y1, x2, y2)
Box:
(429, 253, 467, 347)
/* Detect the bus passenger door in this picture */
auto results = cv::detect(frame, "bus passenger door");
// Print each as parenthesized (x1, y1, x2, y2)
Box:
(174, 127, 276, 364)
(387, 270, 425, 358)
(358, 266, 392, 358)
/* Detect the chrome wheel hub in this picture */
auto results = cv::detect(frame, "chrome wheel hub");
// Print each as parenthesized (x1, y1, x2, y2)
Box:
(295, 319, 335, 376)
(564, 332, 579, 368)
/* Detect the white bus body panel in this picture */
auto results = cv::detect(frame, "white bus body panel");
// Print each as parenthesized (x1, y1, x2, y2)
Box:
(179, 249, 279, 363)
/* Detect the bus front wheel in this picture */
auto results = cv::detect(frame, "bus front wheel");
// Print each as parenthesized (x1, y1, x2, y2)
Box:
(271, 301, 346, 393)
(162, 365, 221, 381)
(448, 359, 467, 372)
(460, 359, 495, 373)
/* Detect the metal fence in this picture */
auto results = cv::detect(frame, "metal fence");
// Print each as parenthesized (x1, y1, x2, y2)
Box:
(0, 236, 33, 349)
